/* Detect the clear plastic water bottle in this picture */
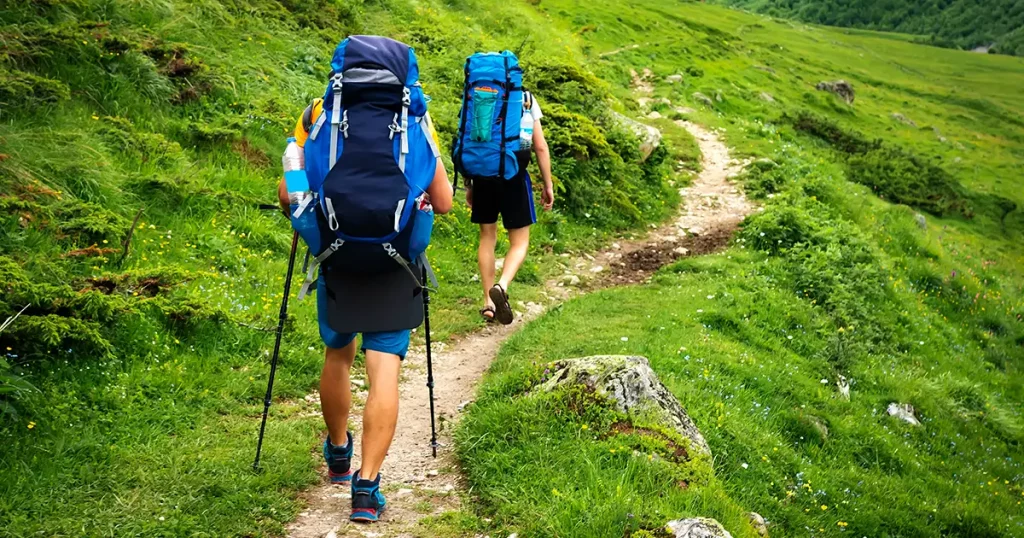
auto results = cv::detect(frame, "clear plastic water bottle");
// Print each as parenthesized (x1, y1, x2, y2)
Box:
(283, 137, 309, 206)
(519, 107, 534, 151)
(282, 137, 319, 251)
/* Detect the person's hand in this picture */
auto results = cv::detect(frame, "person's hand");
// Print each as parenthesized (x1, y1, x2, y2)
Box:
(465, 187, 473, 208)
(542, 183, 554, 211)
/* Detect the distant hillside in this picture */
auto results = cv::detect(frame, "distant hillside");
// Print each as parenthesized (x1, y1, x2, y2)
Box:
(714, 0, 1024, 55)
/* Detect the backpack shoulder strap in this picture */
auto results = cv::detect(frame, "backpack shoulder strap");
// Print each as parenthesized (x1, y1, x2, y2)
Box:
(296, 98, 326, 146)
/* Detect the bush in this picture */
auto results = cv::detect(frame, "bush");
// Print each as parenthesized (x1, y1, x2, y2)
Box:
(0, 70, 69, 110)
(846, 147, 972, 217)
(787, 112, 973, 217)
(787, 111, 879, 154)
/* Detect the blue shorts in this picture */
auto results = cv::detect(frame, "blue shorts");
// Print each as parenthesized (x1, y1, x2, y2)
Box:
(316, 275, 411, 359)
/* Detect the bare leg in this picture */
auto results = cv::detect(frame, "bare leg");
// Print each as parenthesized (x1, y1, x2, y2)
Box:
(478, 223, 498, 315)
(358, 350, 402, 479)
(320, 340, 357, 444)
(498, 225, 530, 291)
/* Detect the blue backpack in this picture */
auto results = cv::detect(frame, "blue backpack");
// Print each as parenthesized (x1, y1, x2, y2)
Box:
(298, 35, 441, 297)
(451, 51, 524, 187)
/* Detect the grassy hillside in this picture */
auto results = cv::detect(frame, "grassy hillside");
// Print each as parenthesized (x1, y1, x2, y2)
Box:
(0, 0, 687, 535)
(451, 1, 1024, 537)
(713, 0, 1024, 55)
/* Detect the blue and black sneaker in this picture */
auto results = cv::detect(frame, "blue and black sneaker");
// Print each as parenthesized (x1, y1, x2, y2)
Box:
(322, 431, 353, 484)
(350, 470, 387, 522)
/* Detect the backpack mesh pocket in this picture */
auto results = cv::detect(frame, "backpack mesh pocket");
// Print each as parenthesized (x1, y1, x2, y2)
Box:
(470, 87, 499, 142)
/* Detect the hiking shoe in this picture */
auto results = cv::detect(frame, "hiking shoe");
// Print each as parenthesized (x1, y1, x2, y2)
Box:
(322, 431, 353, 483)
(350, 471, 387, 522)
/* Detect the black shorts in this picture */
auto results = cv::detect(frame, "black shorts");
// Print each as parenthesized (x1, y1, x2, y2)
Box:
(470, 172, 537, 230)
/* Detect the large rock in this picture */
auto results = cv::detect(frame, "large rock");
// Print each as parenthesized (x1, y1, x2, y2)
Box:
(815, 80, 855, 104)
(610, 112, 662, 162)
(537, 355, 711, 457)
(666, 518, 734, 538)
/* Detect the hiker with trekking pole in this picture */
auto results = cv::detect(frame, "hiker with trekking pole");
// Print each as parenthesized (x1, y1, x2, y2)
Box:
(254, 35, 452, 524)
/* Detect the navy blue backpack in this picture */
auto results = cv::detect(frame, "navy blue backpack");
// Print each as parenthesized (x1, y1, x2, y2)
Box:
(451, 51, 524, 187)
(298, 36, 441, 298)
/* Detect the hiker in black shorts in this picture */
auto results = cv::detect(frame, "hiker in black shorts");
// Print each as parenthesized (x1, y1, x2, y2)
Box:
(467, 92, 554, 324)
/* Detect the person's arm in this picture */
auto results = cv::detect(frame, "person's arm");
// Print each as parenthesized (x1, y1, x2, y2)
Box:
(533, 119, 554, 210)
(277, 178, 289, 215)
(426, 158, 453, 214)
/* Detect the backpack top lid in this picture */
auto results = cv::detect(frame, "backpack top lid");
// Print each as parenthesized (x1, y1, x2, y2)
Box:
(465, 50, 521, 85)
(331, 35, 419, 88)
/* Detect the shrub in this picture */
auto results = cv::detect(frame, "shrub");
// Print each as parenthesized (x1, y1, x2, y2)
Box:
(786, 112, 973, 217)
(0, 70, 69, 110)
(846, 147, 972, 217)
(787, 111, 880, 154)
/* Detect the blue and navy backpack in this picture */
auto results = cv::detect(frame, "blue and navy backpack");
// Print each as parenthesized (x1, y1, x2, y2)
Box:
(298, 35, 441, 297)
(451, 51, 524, 187)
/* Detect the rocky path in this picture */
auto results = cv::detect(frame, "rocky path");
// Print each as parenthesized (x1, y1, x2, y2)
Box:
(285, 122, 752, 538)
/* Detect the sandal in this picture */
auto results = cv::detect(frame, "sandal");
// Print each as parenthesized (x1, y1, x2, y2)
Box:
(488, 284, 514, 325)
(479, 306, 496, 323)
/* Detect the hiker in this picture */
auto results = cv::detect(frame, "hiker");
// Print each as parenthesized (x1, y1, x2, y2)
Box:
(277, 35, 452, 523)
(452, 51, 554, 325)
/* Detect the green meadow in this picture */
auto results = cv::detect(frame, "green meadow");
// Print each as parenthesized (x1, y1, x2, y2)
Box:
(449, 1, 1024, 537)
(1, 0, 1022, 536)
(0, 0, 681, 535)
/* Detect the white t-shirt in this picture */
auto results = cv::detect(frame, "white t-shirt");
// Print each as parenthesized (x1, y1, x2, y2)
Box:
(528, 96, 543, 122)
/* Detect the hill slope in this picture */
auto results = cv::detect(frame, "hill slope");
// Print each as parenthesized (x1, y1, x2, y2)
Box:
(0, 0, 686, 535)
(449, 1, 1024, 537)
(714, 0, 1024, 55)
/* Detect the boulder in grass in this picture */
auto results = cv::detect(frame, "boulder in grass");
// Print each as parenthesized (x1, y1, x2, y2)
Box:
(693, 92, 715, 108)
(536, 355, 711, 457)
(666, 517, 734, 538)
(747, 512, 769, 538)
(610, 111, 662, 162)
(815, 79, 855, 104)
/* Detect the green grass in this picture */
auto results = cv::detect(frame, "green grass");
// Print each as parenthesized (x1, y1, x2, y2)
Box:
(0, 0, 687, 535)
(449, 1, 1024, 537)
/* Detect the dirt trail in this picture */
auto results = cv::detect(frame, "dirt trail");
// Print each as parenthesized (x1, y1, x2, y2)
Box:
(286, 122, 751, 538)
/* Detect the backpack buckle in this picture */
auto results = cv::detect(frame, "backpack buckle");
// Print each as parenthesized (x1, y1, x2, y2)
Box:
(388, 113, 404, 140)
(330, 72, 344, 92)
(402, 87, 411, 107)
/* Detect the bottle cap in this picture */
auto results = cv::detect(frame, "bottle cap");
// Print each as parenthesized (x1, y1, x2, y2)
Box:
(286, 136, 297, 143)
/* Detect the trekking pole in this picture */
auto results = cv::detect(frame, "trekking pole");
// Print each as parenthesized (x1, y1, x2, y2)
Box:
(422, 267, 439, 458)
(253, 230, 300, 471)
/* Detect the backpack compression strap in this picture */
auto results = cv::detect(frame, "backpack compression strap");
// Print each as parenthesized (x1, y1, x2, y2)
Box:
(451, 59, 472, 193)
(497, 55, 511, 180)
(298, 238, 345, 299)
(329, 72, 345, 169)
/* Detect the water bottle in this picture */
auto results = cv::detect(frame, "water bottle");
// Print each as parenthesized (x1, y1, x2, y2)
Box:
(519, 107, 534, 151)
(282, 137, 320, 251)
(283, 137, 309, 206)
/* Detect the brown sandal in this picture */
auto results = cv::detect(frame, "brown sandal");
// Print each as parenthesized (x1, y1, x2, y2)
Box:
(488, 284, 514, 325)
(480, 306, 496, 323)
